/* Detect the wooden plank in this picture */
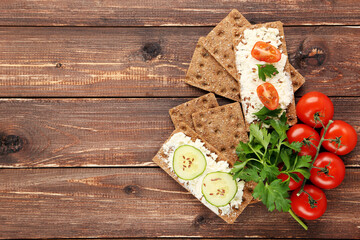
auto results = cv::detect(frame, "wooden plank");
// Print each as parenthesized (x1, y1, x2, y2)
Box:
(0, 167, 359, 239)
(0, 26, 359, 97)
(0, 97, 358, 168)
(0, 1, 359, 26)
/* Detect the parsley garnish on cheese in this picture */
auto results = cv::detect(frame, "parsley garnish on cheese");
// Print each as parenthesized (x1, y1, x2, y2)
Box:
(257, 64, 279, 81)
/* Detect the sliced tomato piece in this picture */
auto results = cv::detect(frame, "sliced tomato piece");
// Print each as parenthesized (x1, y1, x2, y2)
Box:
(256, 82, 279, 110)
(251, 41, 281, 63)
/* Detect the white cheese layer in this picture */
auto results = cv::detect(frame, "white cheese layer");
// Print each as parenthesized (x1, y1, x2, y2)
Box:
(235, 27, 293, 124)
(162, 132, 245, 216)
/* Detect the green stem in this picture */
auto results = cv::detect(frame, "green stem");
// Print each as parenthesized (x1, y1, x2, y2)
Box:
(289, 209, 308, 230)
(297, 120, 334, 196)
(248, 144, 263, 160)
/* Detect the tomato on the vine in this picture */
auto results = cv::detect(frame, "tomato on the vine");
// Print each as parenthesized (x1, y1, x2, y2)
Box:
(251, 41, 281, 63)
(296, 92, 334, 128)
(291, 185, 327, 220)
(287, 124, 320, 158)
(257, 82, 279, 110)
(321, 120, 357, 155)
(310, 152, 345, 189)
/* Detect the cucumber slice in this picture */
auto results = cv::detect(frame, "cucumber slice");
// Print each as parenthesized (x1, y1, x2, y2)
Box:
(202, 172, 238, 207)
(173, 145, 207, 180)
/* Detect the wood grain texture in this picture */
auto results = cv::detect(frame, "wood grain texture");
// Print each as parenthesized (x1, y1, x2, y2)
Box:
(0, 97, 358, 168)
(0, 1, 359, 26)
(0, 26, 358, 97)
(0, 167, 359, 239)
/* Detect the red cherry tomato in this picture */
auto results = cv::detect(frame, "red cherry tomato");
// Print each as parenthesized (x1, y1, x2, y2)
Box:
(296, 92, 334, 128)
(321, 120, 357, 155)
(310, 152, 345, 189)
(251, 41, 281, 63)
(277, 171, 304, 191)
(287, 124, 320, 158)
(291, 185, 327, 220)
(256, 82, 279, 110)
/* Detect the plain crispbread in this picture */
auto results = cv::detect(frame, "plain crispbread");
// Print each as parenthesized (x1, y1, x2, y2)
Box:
(169, 93, 218, 130)
(185, 37, 241, 102)
(232, 21, 297, 128)
(202, 9, 251, 81)
(152, 123, 253, 224)
(192, 102, 247, 165)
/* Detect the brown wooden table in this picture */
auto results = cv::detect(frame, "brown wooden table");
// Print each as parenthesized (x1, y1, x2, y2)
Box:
(0, 1, 359, 239)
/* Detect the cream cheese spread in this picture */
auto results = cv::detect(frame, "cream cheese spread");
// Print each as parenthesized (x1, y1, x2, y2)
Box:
(235, 27, 293, 124)
(162, 132, 245, 216)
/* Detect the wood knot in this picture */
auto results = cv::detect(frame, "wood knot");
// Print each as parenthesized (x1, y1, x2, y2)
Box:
(123, 185, 138, 194)
(295, 37, 328, 68)
(0, 135, 24, 155)
(142, 42, 161, 61)
(193, 215, 207, 226)
(55, 62, 63, 68)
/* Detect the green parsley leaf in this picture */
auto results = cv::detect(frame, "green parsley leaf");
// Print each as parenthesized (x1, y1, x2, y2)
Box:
(249, 123, 271, 149)
(253, 179, 291, 212)
(236, 167, 261, 182)
(283, 141, 303, 152)
(254, 106, 282, 122)
(257, 64, 279, 82)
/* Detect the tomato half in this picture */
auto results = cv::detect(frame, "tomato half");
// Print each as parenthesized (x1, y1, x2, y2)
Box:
(296, 92, 334, 128)
(257, 82, 279, 110)
(321, 120, 357, 155)
(251, 41, 281, 63)
(310, 152, 345, 189)
(291, 185, 327, 220)
(287, 124, 320, 158)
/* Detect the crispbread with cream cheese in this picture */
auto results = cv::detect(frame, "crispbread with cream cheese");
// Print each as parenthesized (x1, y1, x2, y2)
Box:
(185, 37, 241, 101)
(202, 9, 251, 81)
(192, 102, 247, 165)
(232, 21, 297, 128)
(152, 122, 253, 224)
(169, 93, 218, 130)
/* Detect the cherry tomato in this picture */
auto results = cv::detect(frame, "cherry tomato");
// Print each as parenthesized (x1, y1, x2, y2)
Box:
(321, 120, 357, 155)
(296, 92, 334, 128)
(251, 41, 281, 63)
(277, 169, 304, 191)
(310, 152, 345, 189)
(291, 185, 327, 220)
(287, 124, 320, 158)
(257, 82, 279, 110)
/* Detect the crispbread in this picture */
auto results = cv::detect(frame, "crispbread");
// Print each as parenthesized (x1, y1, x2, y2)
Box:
(152, 123, 253, 224)
(192, 10, 303, 103)
(169, 93, 218, 130)
(289, 65, 305, 92)
(202, 9, 251, 81)
(232, 21, 297, 128)
(192, 102, 247, 165)
(185, 37, 241, 101)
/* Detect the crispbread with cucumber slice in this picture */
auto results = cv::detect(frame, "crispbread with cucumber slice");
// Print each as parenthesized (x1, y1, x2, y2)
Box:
(152, 123, 254, 224)
(232, 21, 297, 128)
(169, 93, 219, 130)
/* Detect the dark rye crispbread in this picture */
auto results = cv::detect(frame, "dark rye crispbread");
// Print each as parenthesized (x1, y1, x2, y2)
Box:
(185, 37, 241, 102)
(202, 9, 251, 81)
(232, 21, 297, 128)
(192, 102, 248, 165)
(152, 122, 254, 224)
(169, 93, 218, 130)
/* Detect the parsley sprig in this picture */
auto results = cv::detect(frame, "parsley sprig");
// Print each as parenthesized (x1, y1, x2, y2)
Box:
(231, 112, 312, 212)
(257, 64, 279, 81)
